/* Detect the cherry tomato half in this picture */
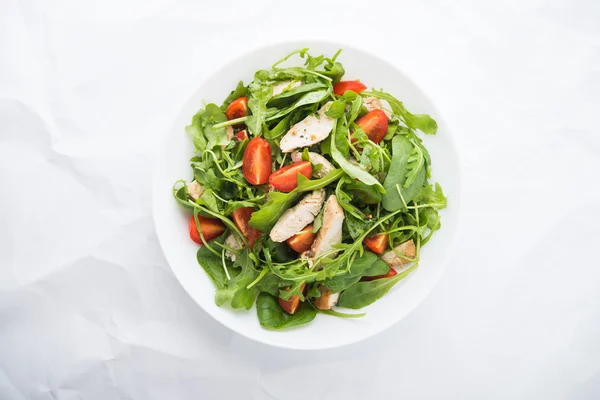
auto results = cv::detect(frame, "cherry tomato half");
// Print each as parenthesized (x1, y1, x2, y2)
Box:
(278, 283, 306, 315)
(243, 137, 272, 185)
(333, 81, 367, 96)
(231, 207, 262, 248)
(361, 267, 397, 282)
(225, 97, 248, 120)
(235, 129, 248, 140)
(286, 224, 316, 253)
(268, 161, 312, 193)
(363, 233, 389, 254)
(189, 215, 226, 245)
(355, 109, 389, 144)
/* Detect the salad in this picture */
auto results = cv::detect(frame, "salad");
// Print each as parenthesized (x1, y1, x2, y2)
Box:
(173, 48, 447, 330)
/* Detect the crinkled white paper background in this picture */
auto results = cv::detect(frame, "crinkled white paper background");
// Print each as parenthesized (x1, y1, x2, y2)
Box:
(2, 0, 600, 399)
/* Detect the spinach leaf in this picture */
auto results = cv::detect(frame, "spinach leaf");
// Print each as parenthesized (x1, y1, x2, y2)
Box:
(268, 82, 326, 106)
(264, 113, 292, 139)
(221, 81, 248, 111)
(266, 88, 331, 121)
(196, 241, 233, 290)
(404, 139, 426, 188)
(344, 179, 382, 204)
(329, 120, 384, 192)
(249, 169, 345, 232)
(264, 238, 296, 263)
(256, 293, 316, 330)
(362, 90, 437, 135)
(382, 135, 426, 211)
(338, 263, 418, 309)
(325, 98, 346, 118)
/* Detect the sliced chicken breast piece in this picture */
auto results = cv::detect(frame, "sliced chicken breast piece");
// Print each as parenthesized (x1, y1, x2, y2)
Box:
(279, 103, 335, 153)
(310, 195, 345, 258)
(187, 181, 204, 200)
(363, 96, 392, 119)
(290, 151, 335, 178)
(313, 287, 340, 310)
(272, 80, 303, 96)
(224, 233, 243, 261)
(381, 239, 416, 267)
(269, 189, 326, 242)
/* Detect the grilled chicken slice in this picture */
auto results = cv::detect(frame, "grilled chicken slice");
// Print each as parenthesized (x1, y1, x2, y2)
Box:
(310, 195, 345, 258)
(187, 181, 204, 200)
(381, 240, 416, 267)
(272, 80, 303, 96)
(313, 287, 340, 310)
(269, 190, 326, 242)
(279, 103, 335, 153)
(362, 96, 392, 119)
(290, 151, 335, 178)
(224, 233, 243, 262)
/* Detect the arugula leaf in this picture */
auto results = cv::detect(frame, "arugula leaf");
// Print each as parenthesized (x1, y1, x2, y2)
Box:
(249, 169, 345, 232)
(344, 213, 371, 240)
(338, 263, 419, 309)
(329, 120, 384, 192)
(256, 293, 316, 330)
(415, 182, 447, 209)
(221, 81, 248, 111)
(186, 104, 229, 151)
(323, 251, 387, 293)
(362, 90, 437, 135)
(382, 135, 426, 211)
(215, 250, 259, 310)
(246, 81, 272, 137)
(266, 88, 331, 121)
(404, 139, 426, 188)
(319, 309, 366, 318)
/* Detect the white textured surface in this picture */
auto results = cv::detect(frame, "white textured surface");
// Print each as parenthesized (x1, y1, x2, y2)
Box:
(1, 0, 600, 399)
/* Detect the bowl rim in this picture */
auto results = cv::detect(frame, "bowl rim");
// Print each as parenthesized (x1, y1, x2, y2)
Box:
(152, 38, 462, 350)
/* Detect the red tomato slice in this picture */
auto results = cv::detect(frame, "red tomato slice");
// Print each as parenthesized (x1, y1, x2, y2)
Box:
(355, 109, 389, 144)
(361, 267, 397, 282)
(189, 215, 226, 245)
(286, 224, 316, 253)
(363, 233, 389, 254)
(333, 81, 367, 96)
(243, 137, 272, 185)
(268, 161, 312, 193)
(278, 283, 307, 315)
(235, 130, 248, 140)
(225, 97, 248, 120)
(231, 207, 261, 248)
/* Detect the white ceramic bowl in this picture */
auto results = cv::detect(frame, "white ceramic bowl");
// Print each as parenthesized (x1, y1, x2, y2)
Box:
(153, 40, 460, 350)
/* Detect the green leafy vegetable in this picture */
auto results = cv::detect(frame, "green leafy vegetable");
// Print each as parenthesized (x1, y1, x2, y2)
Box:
(249, 169, 345, 232)
(256, 293, 316, 330)
(329, 120, 384, 192)
(186, 104, 229, 151)
(266, 88, 331, 121)
(338, 263, 419, 309)
(221, 81, 248, 111)
(382, 135, 426, 211)
(362, 90, 438, 134)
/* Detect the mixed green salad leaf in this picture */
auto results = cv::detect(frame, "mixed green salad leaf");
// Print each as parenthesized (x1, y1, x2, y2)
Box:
(173, 48, 447, 330)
